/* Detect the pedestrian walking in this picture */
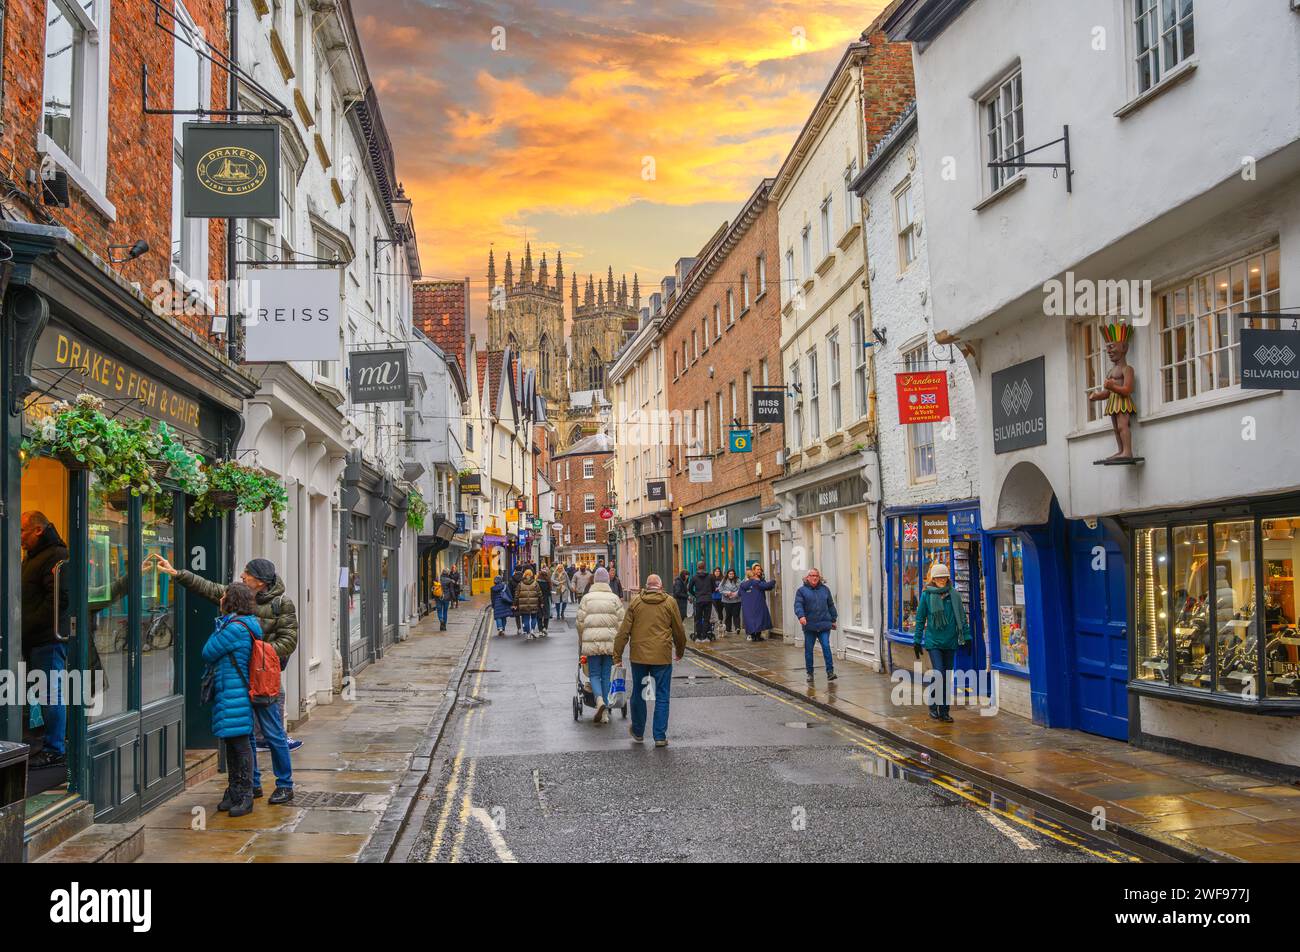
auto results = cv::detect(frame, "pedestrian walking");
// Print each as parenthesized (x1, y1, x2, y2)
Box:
(607, 566, 624, 599)
(671, 570, 690, 621)
(793, 568, 837, 685)
(553, 569, 570, 620)
(912, 562, 969, 722)
(576, 567, 625, 724)
(157, 554, 297, 803)
(738, 564, 776, 641)
(201, 583, 261, 818)
(490, 573, 514, 636)
(719, 569, 742, 634)
(536, 569, 552, 635)
(571, 564, 593, 601)
(436, 567, 455, 631)
(612, 574, 686, 747)
(687, 561, 716, 641)
(514, 568, 544, 637)
(448, 566, 461, 608)
(509, 564, 525, 633)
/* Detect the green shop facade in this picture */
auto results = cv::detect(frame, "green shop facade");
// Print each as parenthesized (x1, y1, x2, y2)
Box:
(1, 221, 257, 839)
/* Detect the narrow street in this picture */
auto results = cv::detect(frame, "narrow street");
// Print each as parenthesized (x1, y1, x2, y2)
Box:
(411, 609, 1138, 863)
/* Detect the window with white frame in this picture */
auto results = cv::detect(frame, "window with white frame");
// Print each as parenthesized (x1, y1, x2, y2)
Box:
(820, 197, 833, 258)
(844, 161, 860, 227)
(981, 68, 1024, 194)
(757, 254, 767, 296)
(851, 308, 868, 419)
(584, 493, 596, 512)
(740, 273, 750, 310)
(171, 2, 209, 280)
(895, 178, 918, 271)
(701, 318, 709, 350)
(1078, 318, 1110, 425)
(1133, 0, 1195, 95)
(903, 343, 937, 481)
(807, 346, 820, 441)
(583, 458, 594, 479)
(801, 226, 812, 280)
(584, 524, 596, 544)
(1157, 246, 1281, 405)
(828, 331, 842, 432)
(727, 289, 735, 325)
(704, 399, 712, 451)
(42, 0, 110, 210)
(691, 330, 698, 361)
(789, 361, 803, 447)
(784, 249, 796, 298)
(713, 304, 721, 340)
(716, 391, 724, 450)
(743, 370, 752, 425)
(729, 381, 738, 428)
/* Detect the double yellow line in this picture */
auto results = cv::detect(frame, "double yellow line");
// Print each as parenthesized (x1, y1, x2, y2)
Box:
(427, 626, 492, 863)
(687, 654, 1141, 863)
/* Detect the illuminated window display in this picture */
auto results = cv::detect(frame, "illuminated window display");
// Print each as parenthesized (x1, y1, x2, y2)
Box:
(87, 478, 129, 723)
(142, 497, 177, 704)
(995, 536, 1029, 671)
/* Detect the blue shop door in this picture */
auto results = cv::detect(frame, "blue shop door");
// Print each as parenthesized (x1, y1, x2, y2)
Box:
(1067, 523, 1129, 740)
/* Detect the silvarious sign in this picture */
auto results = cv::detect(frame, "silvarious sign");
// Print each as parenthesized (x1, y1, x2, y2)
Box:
(183, 122, 280, 219)
(349, 348, 409, 404)
(991, 356, 1047, 454)
(896, 371, 950, 425)
(243, 268, 339, 362)
(1241, 326, 1300, 391)
(752, 387, 785, 425)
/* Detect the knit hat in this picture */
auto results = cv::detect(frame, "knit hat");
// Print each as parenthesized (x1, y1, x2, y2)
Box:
(594, 567, 610, 583)
(245, 558, 277, 585)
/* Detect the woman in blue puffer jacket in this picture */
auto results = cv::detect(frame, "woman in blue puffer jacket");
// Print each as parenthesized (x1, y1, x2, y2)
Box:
(490, 573, 514, 636)
(201, 582, 262, 817)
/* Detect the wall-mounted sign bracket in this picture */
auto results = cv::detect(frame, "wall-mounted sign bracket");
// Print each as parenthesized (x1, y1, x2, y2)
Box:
(987, 124, 1074, 194)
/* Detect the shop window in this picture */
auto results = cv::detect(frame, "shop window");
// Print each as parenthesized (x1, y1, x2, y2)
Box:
(1213, 520, 1257, 697)
(1171, 523, 1210, 691)
(900, 516, 920, 632)
(847, 511, 867, 627)
(1134, 526, 1170, 682)
(1263, 518, 1300, 699)
(88, 477, 130, 722)
(142, 496, 178, 704)
(994, 536, 1029, 671)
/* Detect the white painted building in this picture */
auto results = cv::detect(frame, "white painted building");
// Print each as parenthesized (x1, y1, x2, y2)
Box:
(773, 41, 884, 669)
(887, 0, 1300, 768)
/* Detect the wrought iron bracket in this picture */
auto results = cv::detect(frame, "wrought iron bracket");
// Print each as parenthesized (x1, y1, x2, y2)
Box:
(988, 124, 1074, 194)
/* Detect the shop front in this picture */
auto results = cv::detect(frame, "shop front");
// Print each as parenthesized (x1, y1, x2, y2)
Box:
(1128, 494, 1300, 774)
(634, 513, 673, 591)
(339, 458, 404, 672)
(1, 222, 256, 830)
(417, 514, 456, 616)
(681, 498, 763, 579)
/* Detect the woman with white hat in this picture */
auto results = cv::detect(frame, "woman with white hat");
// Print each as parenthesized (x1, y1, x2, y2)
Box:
(911, 561, 970, 722)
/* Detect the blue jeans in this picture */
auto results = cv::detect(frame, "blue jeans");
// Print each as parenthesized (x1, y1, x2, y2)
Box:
(28, 643, 67, 755)
(586, 654, 612, 705)
(522, 614, 536, 634)
(803, 629, 833, 676)
(435, 598, 449, 625)
(629, 662, 672, 742)
(556, 600, 567, 619)
(926, 648, 956, 717)
(251, 698, 293, 790)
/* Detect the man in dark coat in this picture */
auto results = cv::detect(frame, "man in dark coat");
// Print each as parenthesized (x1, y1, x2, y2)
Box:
(21, 512, 71, 768)
(687, 561, 716, 642)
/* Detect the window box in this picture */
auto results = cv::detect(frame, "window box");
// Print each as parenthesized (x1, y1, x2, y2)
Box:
(824, 432, 845, 448)
(837, 223, 861, 252)
(331, 178, 345, 206)
(815, 254, 836, 277)
(251, 0, 270, 15)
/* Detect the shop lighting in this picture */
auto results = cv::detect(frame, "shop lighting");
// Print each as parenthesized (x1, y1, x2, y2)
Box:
(108, 240, 150, 264)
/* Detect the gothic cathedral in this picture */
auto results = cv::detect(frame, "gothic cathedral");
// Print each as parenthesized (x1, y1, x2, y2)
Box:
(487, 245, 640, 450)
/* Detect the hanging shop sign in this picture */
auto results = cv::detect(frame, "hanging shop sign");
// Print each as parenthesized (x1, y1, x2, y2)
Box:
(600, 506, 614, 520)
(896, 371, 950, 425)
(243, 267, 339, 362)
(183, 122, 280, 219)
(729, 429, 753, 453)
(1241, 325, 1300, 391)
(794, 474, 870, 518)
(922, 514, 950, 547)
(948, 508, 981, 536)
(551, 522, 564, 532)
(532, 518, 543, 531)
(688, 458, 713, 483)
(506, 509, 519, 524)
(646, 481, 667, 501)
(33, 325, 204, 439)
(991, 356, 1047, 454)
(349, 348, 409, 404)
(752, 387, 785, 425)
(458, 473, 482, 495)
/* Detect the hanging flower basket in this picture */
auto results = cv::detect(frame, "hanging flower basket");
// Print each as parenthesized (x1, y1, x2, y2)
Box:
(206, 490, 239, 510)
(406, 487, 428, 532)
(22, 394, 160, 499)
(55, 451, 92, 472)
(189, 460, 289, 539)
(149, 424, 208, 498)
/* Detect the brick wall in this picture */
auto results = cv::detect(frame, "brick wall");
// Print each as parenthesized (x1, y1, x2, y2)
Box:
(664, 196, 783, 568)
(2, 0, 229, 342)
(551, 450, 612, 563)
(861, 27, 917, 154)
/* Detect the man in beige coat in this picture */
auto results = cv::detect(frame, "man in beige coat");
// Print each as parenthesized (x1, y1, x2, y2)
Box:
(613, 574, 686, 747)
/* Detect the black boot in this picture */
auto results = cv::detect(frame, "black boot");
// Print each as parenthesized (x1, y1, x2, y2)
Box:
(217, 788, 233, 812)
(228, 797, 254, 818)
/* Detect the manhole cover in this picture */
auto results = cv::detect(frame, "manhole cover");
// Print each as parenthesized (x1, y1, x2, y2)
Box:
(783, 721, 814, 729)
(294, 791, 366, 809)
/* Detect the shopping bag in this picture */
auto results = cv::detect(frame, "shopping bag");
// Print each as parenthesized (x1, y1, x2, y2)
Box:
(608, 663, 628, 708)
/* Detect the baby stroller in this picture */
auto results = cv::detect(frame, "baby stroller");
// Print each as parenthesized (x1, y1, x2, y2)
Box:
(573, 656, 628, 720)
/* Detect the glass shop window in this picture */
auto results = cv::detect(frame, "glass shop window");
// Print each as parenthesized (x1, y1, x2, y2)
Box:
(141, 496, 178, 703)
(1213, 520, 1257, 697)
(1134, 527, 1170, 682)
(1171, 523, 1211, 691)
(900, 516, 919, 633)
(995, 536, 1029, 670)
(1263, 517, 1300, 699)
(88, 478, 130, 722)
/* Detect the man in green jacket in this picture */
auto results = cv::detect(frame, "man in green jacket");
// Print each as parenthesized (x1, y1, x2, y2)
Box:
(155, 555, 298, 804)
(613, 574, 686, 747)
(912, 562, 969, 723)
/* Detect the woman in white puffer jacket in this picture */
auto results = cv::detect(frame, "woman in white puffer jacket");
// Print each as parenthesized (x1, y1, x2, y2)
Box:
(576, 567, 625, 723)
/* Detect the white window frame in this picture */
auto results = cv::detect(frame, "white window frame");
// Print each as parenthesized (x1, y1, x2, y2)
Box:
(980, 67, 1024, 196)
(843, 161, 860, 227)
(584, 524, 596, 544)
(789, 361, 803, 448)
(851, 308, 868, 419)
(894, 177, 918, 272)
(713, 304, 722, 340)
(807, 346, 820, 441)
(903, 343, 937, 482)
(1132, 0, 1195, 96)
(820, 196, 833, 258)
(727, 289, 735, 325)
(784, 249, 796, 300)
(757, 254, 767, 296)
(1077, 317, 1110, 427)
(740, 273, 750, 311)
(171, 2, 210, 283)
(39, 0, 114, 218)
(584, 493, 596, 513)
(828, 330, 842, 432)
(583, 458, 594, 479)
(801, 226, 812, 281)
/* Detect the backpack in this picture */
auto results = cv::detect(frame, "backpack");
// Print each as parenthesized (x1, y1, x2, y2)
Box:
(233, 619, 282, 706)
(432, 580, 443, 598)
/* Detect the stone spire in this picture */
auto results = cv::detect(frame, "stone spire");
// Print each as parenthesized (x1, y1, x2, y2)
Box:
(632, 273, 640, 310)
(584, 276, 594, 307)
(555, 251, 564, 293)
(606, 266, 615, 302)
(522, 242, 533, 287)
(597, 277, 605, 307)
(570, 272, 579, 312)
(504, 251, 513, 290)
(487, 248, 497, 291)
(538, 252, 549, 289)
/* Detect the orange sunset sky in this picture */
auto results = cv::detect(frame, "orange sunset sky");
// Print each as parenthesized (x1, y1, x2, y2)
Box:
(355, 0, 889, 318)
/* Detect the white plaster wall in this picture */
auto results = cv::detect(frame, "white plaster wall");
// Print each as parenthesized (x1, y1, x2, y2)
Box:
(907, 0, 1300, 339)
(1140, 695, 1300, 769)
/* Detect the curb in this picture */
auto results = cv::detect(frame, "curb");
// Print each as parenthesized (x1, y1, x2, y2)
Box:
(359, 607, 489, 864)
(686, 645, 1222, 864)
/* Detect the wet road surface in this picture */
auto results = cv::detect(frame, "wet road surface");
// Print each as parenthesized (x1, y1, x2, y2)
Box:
(410, 612, 1141, 863)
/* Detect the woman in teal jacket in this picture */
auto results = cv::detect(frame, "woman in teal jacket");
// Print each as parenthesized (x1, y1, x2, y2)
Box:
(201, 582, 262, 816)
(912, 562, 969, 722)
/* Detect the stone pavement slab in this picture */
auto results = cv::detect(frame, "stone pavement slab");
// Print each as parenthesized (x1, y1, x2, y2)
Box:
(134, 600, 486, 863)
(689, 634, 1300, 862)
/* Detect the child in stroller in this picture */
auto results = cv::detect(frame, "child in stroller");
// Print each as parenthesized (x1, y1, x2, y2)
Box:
(573, 655, 628, 721)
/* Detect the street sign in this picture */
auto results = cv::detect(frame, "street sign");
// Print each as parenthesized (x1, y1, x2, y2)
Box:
(599, 506, 614, 520)
(991, 356, 1047, 454)
(688, 458, 713, 483)
(243, 268, 339, 362)
(1241, 326, 1300, 391)
(183, 122, 280, 219)
(646, 480, 667, 501)
(896, 371, 950, 425)
(349, 348, 409, 404)
(532, 518, 543, 530)
(752, 387, 785, 424)
(728, 429, 753, 453)
(458, 473, 482, 495)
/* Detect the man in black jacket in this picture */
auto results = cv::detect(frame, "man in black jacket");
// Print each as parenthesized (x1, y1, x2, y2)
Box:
(21, 512, 71, 768)
(687, 561, 716, 642)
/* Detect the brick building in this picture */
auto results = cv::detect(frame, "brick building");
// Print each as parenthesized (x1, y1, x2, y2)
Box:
(663, 179, 784, 618)
(550, 434, 614, 569)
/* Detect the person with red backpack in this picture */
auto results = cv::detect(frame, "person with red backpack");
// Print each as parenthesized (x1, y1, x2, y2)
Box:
(156, 555, 297, 804)
(201, 583, 264, 817)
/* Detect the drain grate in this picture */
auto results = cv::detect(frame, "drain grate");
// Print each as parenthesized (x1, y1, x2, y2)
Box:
(294, 791, 366, 809)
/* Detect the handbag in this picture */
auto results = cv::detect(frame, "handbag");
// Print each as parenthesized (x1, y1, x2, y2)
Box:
(608, 663, 628, 708)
